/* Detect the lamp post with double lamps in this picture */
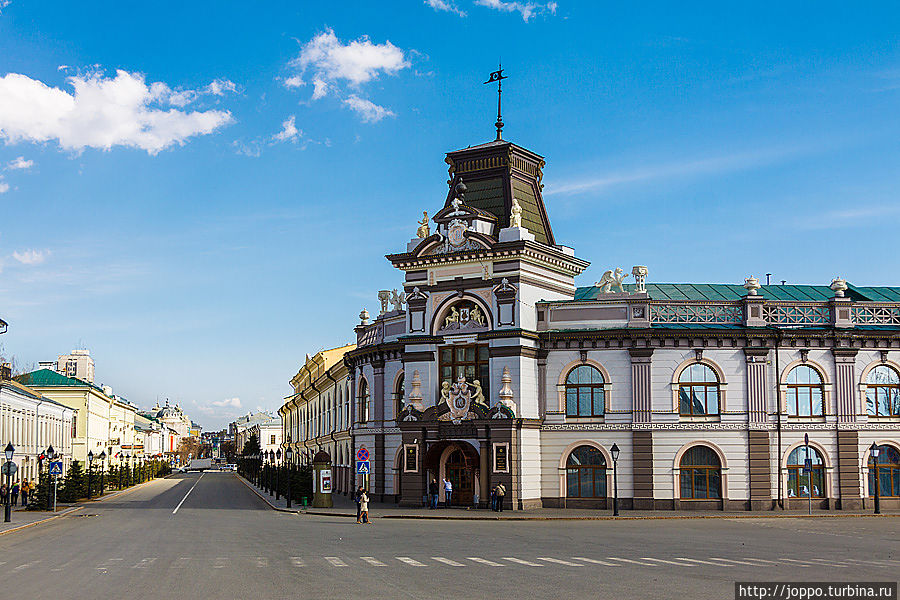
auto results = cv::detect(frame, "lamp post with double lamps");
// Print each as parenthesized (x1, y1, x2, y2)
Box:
(871, 443, 881, 515)
(285, 447, 293, 508)
(4, 443, 15, 522)
(98, 451, 106, 496)
(610, 443, 620, 517)
(87, 451, 94, 499)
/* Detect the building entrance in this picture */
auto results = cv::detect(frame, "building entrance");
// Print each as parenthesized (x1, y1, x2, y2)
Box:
(446, 449, 474, 505)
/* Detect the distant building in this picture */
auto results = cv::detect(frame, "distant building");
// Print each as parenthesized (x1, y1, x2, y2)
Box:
(249, 420, 282, 460)
(231, 411, 279, 453)
(54, 349, 95, 384)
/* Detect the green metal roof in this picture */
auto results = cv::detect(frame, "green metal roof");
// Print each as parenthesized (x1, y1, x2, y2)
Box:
(572, 283, 900, 303)
(15, 368, 91, 388)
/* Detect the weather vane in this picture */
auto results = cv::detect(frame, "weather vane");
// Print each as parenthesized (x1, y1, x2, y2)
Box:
(484, 62, 507, 140)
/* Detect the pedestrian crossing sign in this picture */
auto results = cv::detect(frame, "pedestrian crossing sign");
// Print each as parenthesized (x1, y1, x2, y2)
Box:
(49, 461, 63, 475)
(356, 461, 370, 474)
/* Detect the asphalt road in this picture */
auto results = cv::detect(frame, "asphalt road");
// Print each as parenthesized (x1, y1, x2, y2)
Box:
(0, 472, 896, 600)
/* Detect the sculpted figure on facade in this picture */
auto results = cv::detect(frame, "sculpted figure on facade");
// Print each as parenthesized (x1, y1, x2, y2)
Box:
(378, 290, 392, 314)
(596, 268, 629, 294)
(391, 289, 407, 312)
(416, 211, 430, 238)
(510, 197, 522, 228)
(444, 306, 460, 328)
(470, 305, 486, 326)
(471, 379, 486, 407)
(439, 381, 451, 408)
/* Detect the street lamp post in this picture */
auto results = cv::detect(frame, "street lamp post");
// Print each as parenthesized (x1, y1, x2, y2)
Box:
(4, 443, 15, 522)
(87, 451, 94, 500)
(125, 453, 131, 487)
(285, 447, 293, 509)
(871, 443, 881, 515)
(276, 449, 282, 501)
(98, 451, 106, 496)
(610, 443, 620, 517)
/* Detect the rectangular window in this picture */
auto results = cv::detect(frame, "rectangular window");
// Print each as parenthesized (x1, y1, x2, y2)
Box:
(493, 443, 509, 473)
(270, 435, 275, 445)
(439, 344, 490, 404)
(403, 445, 418, 473)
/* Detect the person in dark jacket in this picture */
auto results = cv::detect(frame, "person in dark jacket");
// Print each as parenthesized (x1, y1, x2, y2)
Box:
(428, 479, 439, 509)
(354, 485, 364, 523)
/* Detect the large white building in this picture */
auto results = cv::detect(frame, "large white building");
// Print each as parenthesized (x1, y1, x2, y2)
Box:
(335, 132, 900, 511)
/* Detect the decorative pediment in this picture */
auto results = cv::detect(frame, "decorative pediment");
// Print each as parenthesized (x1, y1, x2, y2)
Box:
(436, 299, 489, 333)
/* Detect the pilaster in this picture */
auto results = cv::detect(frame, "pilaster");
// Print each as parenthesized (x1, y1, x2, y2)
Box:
(629, 348, 653, 424)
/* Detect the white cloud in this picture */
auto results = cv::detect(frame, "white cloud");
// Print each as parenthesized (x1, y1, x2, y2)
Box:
(291, 28, 409, 87)
(342, 95, 395, 123)
(0, 1, 10, 13)
(475, 0, 557, 21)
(205, 78, 237, 96)
(283, 75, 305, 89)
(0, 178, 8, 194)
(210, 397, 241, 408)
(0, 69, 234, 154)
(12, 249, 49, 265)
(6, 156, 33, 170)
(272, 115, 300, 142)
(425, 0, 466, 16)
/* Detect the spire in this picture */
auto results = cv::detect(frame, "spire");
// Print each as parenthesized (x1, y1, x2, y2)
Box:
(484, 63, 507, 140)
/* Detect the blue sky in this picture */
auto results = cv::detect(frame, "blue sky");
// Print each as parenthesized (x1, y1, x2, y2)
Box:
(0, 1, 899, 429)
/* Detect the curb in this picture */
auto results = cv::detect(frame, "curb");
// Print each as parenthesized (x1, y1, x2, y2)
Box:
(236, 474, 302, 514)
(0, 506, 83, 537)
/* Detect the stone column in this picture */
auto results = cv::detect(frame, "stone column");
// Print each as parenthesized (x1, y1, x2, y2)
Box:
(480, 438, 490, 509)
(832, 349, 858, 423)
(629, 347, 654, 509)
(744, 347, 772, 510)
(373, 360, 385, 500)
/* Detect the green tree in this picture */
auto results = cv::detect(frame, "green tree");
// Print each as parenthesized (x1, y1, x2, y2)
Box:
(26, 471, 51, 511)
(59, 460, 85, 502)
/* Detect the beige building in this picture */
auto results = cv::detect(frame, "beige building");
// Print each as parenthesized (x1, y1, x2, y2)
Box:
(16, 368, 134, 464)
(280, 344, 355, 496)
(53, 349, 96, 384)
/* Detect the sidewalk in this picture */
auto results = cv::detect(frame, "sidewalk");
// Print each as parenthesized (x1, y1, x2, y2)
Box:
(237, 475, 900, 521)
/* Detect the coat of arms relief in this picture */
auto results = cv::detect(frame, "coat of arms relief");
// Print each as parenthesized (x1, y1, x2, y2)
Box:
(438, 374, 487, 423)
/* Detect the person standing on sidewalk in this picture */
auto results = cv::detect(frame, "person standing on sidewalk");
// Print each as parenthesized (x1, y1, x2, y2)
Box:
(428, 479, 438, 509)
(495, 482, 506, 512)
(354, 485, 364, 523)
(20, 480, 28, 506)
(443, 477, 453, 508)
(11, 481, 19, 506)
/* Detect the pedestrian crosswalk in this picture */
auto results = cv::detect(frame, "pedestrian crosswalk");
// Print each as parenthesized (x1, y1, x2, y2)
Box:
(19, 553, 900, 575)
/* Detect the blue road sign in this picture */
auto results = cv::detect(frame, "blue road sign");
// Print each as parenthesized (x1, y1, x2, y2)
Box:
(803, 458, 812, 474)
(49, 461, 63, 475)
(356, 461, 370, 474)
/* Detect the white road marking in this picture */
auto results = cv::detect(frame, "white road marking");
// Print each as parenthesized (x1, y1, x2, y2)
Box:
(741, 558, 776, 564)
(172, 472, 204, 514)
(173, 557, 191, 568)
(467, 557, 504, 566)
(502, 557, 542, 566)
(802, 558, 849, 568)
(779, 558, 816, 567)
(324, 556, 347, 567)
(571, 556, 619, 567)
(431, 557, 464, 566)
(605, 557, 659, 567)
(12, 560, 40, 572)
(640, 557, 696, 566)
(290, 557, 305, 567)
(707, 557, 762, 566)
(213, 557, 227, 569)
(132, 558, 157, 569)
(361, 556, 387, 566)
(396, 556, 426, 566)
(256, 557, 269, 568)
(538, 557, 582, 567)
(675, 557, 727, 566)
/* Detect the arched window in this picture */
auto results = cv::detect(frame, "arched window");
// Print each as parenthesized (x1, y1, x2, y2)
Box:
(869, 445, 900, 498)
(787, 446, 825, 498)
(786, 365, 825, 416)
(358, 379, 369, 424)
(565, 365, 605, 417)
(866, 365, 900, 417)
(395, 373, 405, 419)
(566, 445, 607, 498)
(679, 446, 721, 499)
(678, 364, 720, 416)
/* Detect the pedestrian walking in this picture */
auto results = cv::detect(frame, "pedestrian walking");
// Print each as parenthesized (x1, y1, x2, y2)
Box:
(11, 481, 19, 506)
(443, 477, 453, 508)
(490, 484, 497, 511)
(21, 480, 28, 506)
(358, 490, 372, 525)
(428, 479, 438, 509)
(495, 482, 506, 512)
(354, 485, 364, 523)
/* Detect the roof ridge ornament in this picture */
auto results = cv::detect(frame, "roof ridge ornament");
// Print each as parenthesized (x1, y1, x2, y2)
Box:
(484, 62, 507, 140)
